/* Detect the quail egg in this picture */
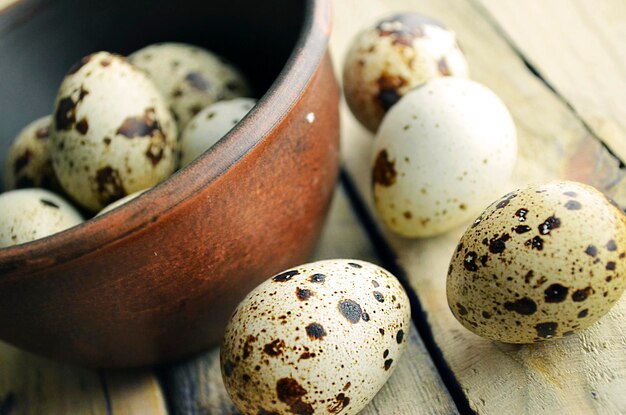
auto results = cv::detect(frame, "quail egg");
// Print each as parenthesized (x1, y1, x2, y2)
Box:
(50, 52, 177, 212)
(97, 188, 148, 216)
(3, 115, 61, 191)
(129, 42, 251, 129)
(179, 97, 256, 167)
(372, 77, 517, 238)
(221, 259, 410, 415)
(447, 181, 626, 343)
(0, 188, 83, 248)
(343, 12, 469, 132)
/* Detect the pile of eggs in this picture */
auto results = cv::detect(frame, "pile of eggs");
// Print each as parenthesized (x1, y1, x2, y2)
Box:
(0, 43, 256, 248)
(342, 13, 626, 348)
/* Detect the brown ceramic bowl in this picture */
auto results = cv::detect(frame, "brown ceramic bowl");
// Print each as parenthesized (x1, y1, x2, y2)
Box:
(0, 0, 338, 367)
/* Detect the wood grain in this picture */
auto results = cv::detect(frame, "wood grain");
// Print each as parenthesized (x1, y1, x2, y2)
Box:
(332, 0, 626, 414)
(164, 185, 458, 415)
(473, 0, 626, 163)
(0, 341, 168, 415)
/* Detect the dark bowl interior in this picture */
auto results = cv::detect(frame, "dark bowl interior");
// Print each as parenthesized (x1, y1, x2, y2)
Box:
(0, 0, 304, 185)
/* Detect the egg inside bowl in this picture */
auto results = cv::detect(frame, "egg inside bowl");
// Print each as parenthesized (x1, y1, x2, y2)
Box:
(0, 0, 339, 367)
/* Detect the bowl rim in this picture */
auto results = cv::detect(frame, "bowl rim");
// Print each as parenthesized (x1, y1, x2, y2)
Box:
(0, 0, 332, 276)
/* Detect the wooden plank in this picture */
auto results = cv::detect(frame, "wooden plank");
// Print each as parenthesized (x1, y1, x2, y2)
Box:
(473, 0, 626, 163)
(0, 342, 108, 414)
(164, 185, 458, 415)
(104, 370, 168, 415)
(332, 0, 626, 414)
(0, 0, 18, 11)
(0, 342, 168, 414)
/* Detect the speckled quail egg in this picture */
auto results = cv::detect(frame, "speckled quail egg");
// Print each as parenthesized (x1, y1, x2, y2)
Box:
(3, 115, 62, 191)
(96, 188, 149, 216)
(0, 188, 83, 248)
(50, 52, 177, 212)
(372, 77, 517, 238)
(129, 42, 251, 129)
(343, 12, 469, 132)
(179, 97, 256, 167)
(447, 181, 626, 343)
(221, 259, 410, 415)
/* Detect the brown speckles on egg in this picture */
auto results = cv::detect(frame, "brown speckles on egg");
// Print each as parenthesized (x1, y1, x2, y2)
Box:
(54, 87, 89, 131)
(296, 288, 313, 301)
(348, 262, 362, 268)
(40, 199, 59, 209)
(526, 236, 544, 251)
(463, 252, 479, 272)
(116, 108, 163, 140)
(572, 287, 593, 302)
(242, 335, 257, 359)
(373, 291, 385, 302)
(447, 181, 626, 343)
(535, 322, 558, 339)
(273, 270, 300, 282)
(220, 260, 410, 414)
(305, 323, 326, 340)
(606, 240, 617, 251)
(496, 192, 517, 209)
(384, 359, 393, 370)
(565, 200, 582, 210)
(338, 299, 363, 323)
(372, 149, 397, 187)
(488, 233, 510, 254)
(184, 71, 210, 91)
(504, 298, 537, 315)
(276, 378, 314, 415)
(75, 118, 89, 135)
(94, 166, 126, 206)
(514, 225, 531, 234)
(308, 273, 326, 283)
(585, 245, 598, 257)
(538, 215, 561, 235)
(327, 393, 351, 414)
(544, 284, 569, 303)
(263, 339, 286, 357)
(376, 73, 406, 111)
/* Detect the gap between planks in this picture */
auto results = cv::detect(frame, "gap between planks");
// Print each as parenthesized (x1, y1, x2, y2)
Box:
(472, 0, 626, 165)
(332, 0, 626, 414)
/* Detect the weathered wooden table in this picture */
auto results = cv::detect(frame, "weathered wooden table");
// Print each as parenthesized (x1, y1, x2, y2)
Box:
(2, 0, 626, 413)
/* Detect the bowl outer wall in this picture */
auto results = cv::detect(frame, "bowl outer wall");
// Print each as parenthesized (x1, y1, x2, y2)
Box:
(0, 0, 339, 367)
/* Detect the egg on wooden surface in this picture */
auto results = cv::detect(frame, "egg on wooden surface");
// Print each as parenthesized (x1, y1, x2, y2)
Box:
(372, 77, 517, 238)
(129, 42, 251, 129)
(0, 188, 83, 248)
(3, 115, 61, 192)
(179, 97, 256, 167)
(50, 52, 177, 212)
(447, 181, 626, 343)
(220, 259, 410, 415)
(343, 12, 469, 132)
